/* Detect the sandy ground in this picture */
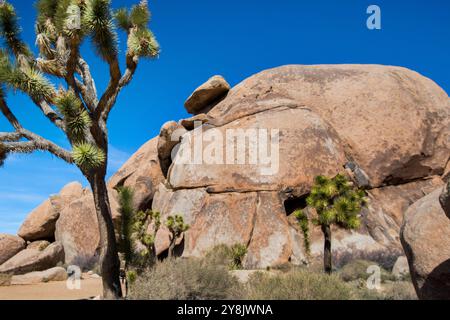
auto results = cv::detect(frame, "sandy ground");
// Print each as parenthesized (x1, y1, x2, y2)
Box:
(0, 278, 103, 300)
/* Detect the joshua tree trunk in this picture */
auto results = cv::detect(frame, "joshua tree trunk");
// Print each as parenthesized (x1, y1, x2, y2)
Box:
(321, 224, 332, 274)
(89, 172, 123, 299)
(168, 239, 176, 258)
(439, 180, 450, 218)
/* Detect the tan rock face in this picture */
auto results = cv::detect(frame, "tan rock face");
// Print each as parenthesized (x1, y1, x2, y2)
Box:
(205, 65, 449, 188)
(109, 137, 164, 211)
(18, 182, 83, 241)
(401, 188, 450, 300)
(0, 234, 25, 265)
(54, 193, 100, 269)
(54, 187, 121, 269)
(0, 242, 64, 275)
(184, 75, 231, 115)
(153, 65, 449, 269)
(157, 121, 187, 177)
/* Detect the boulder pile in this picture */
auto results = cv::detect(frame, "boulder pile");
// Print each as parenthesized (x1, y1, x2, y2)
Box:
(0, 65, 448, 296)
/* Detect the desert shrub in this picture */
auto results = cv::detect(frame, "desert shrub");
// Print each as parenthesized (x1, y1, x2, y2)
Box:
(338, 259, 395, 282)
(353, 281, 417, 300)
(204, 244, 247, 270)
(128, 257, 242, 300)
(335, 249, 402, 270)
(244, 269, 354, 300)
(0, 273, 12, 286)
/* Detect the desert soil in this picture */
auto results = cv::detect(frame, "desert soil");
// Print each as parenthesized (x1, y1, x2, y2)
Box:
(0, 278, 103, 300)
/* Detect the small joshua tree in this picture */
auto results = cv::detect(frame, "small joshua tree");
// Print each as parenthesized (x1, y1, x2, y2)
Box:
(296, 174, 367, 274)
(165, 214, 189, 258)
(0, 0, 159, 298)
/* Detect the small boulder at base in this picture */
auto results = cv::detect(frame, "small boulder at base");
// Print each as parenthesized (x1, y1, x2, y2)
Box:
(401, 188, 450, 299)
(392, 256, 409, 279)
(10, 267, 67, 285)
(184, 75, 230, 115)
(0, 242, 64, 275)
(0, 234, 25, 265)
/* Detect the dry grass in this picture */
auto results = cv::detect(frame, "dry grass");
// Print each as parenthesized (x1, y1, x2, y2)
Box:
(128, 257, 241, 300)
(243, 269, 354, 300)
(0, 273, 12, 287)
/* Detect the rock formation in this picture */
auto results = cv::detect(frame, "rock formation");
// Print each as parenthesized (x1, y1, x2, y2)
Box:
(1, 65, 448, 283)
(154, 65, 449, 268)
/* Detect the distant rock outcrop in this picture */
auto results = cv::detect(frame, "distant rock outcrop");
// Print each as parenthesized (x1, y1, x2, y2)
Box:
(401, 188, 450, 299)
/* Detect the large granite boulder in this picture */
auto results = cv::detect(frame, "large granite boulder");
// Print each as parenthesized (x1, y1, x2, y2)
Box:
(54, 188, 120, 269)
(0, 242, 64, 275)
(401, 188, 450, 299)
(18, 182, 84, 241)
(0, 234, 25, 265)
(153, 65, 449, 268)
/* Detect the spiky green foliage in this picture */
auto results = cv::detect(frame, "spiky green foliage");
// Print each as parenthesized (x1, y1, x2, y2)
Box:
(294, 209, 311, 255)
(230, 243, 247, 270)
(114, 7, 131, 31)
(130, 209, 161, 267)
(127, 28, 159, 58)
(82, 0, 118, 61)
(54, 90, 91, 142)
(0, 52, 55, 102)
(166, 214, 189, 239)
(115, 1, 159, 58)
(72, 142, 105, 170)
(118, 186, 134, 265)
(0, 2, 31, 58)
(307, 174, 366, 230)
(129, 1, 150, 28)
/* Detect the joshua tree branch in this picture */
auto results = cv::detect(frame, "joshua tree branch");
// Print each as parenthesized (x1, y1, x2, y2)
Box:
(94, 55, 121, 121)
(2, 138, 73, 163)
(99, 53, 139, 121)
(0, 132, 21, 142)
(77, 57, 98, 110)
(31, 98, 66, 132)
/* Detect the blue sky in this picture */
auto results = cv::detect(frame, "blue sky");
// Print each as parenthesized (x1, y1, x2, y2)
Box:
(0, 0, 449, 234)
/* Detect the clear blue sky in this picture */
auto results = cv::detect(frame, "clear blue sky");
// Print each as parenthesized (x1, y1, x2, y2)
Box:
(0, 0, 449, 234)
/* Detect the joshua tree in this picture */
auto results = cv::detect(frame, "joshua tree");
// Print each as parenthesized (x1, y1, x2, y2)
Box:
(296, 174, 367, 274)
(439, 180, 450, 218)
(166, 214, 189, 258)
(0, 0, 159, 298)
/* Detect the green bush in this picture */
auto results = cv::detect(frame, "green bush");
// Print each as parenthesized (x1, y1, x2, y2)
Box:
(128, 257, 241, 300)
(204, 244, 247, 270)
(244, 269, 354, 300)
